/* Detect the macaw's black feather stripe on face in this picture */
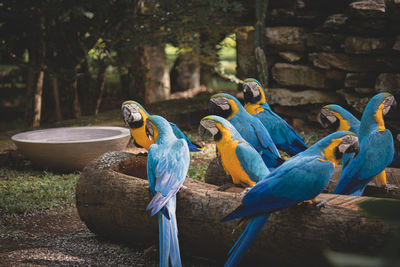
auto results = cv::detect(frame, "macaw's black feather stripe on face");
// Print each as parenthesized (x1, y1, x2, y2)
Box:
(122, 104, 144, 129)
(382, 95, 397, 116)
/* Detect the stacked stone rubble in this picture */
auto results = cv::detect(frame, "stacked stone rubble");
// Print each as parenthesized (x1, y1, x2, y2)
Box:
(237, 0, 400, 131)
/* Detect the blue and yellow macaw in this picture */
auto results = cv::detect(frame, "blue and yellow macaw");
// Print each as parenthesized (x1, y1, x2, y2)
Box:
(121, 100, 201, 152)
(199, 115, 269, 187)
(242, 78, 307, 156)
(145, 115, 190, 267)
(209, 93, 283, 171)
(334, 93, 397, 195)
(317, 104, 361, 169)
(222, 131, 360, 267)
(317, 104, 360, 133)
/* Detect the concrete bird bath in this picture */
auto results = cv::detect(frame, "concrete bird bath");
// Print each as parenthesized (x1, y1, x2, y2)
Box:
(11, 126, 130, 171)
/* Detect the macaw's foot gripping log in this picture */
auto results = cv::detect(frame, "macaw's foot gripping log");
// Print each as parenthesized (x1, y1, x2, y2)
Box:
(76, 152, 400, 266)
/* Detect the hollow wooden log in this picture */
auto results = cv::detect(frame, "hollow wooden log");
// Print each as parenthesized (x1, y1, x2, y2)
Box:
(76, 152, 398, 266)
(206, 158, 400, 199)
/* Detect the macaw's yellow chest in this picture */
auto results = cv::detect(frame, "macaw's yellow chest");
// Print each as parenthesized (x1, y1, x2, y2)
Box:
(130, 126, 153, 150)
(216, 139, 256, 187)
(244, 103, 264, 115)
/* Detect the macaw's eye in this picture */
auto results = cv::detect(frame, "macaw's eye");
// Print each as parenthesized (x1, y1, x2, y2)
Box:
(382, 95, 397, 116)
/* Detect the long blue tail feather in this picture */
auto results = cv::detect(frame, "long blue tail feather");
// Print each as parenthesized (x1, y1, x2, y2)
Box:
(158, 197, 182, 267)
(224, 213, 270, 267)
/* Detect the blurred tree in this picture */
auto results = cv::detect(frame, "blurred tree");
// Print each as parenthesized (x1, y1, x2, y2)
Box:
(0, 0, 246, 126)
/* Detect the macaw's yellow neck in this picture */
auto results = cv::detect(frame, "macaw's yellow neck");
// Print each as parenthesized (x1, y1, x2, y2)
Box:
(244, 103, 264, 115)
(333, 112, 350, 131)
(374, 103, 385, 132)
(227, 99, 239, 120)
(321, 138, 342, 167)
(215, 124, 255, 187)
(244, 85, 266, 115)
(130, 111, 154, 150)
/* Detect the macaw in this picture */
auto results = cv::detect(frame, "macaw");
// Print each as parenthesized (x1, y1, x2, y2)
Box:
(145, 115, 190, 267)
(121, 100, 201, 152)
(242, 78, 307, 156)
(209, 93, 283, 171)
(199, 115, 269, 187)
(317, 104, 360, 133)
(221, 131, 359, 267)
(317, 104, 361, 169)
(334, 93, 397, 196)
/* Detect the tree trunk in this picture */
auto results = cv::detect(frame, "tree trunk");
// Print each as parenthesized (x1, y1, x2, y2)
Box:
(235, 27, 257, 81)
(205, 158, 400, 199)
(94, 62, 108, 115)
(76, 152, 399, 266)
(32, 70, 44, 127)
(125, 45, 149, 104)
(24, 66, 36, 125)
(71, 68, 81, 118)
(31, 15, 46, 128)
(254, 0, 269, 87)
(51, 76, 63, 122)
(145, 45, 170, 104)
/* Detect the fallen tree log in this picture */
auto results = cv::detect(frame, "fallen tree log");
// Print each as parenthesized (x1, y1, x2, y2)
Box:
(76, 152, 399, 266)
(206, 158, 400, 198)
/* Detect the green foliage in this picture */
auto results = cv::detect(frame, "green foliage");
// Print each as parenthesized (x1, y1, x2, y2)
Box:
(0, 168, 79, 214)
(358, 199, 400, 224)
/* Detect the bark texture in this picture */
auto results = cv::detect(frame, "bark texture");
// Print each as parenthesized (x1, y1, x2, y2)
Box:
(76, 152, 398, 266)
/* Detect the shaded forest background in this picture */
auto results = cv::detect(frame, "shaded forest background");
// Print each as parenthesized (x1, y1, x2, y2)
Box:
(0, 0, 254, 130)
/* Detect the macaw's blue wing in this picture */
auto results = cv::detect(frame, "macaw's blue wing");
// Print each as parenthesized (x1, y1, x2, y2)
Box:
(146, 139, 189, 216)
(235, 143, 269, 184)
(223, 156, 334, 221)
(334, 130, 394, 196)
(169, 122, 201, 152)
(254, 107, 307, 156)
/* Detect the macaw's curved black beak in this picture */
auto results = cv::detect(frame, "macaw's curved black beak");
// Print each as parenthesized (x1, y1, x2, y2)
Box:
(317, 111, 330, 128)
(345, 139, 360, 157)
(209, 98, 231, 118)
(199, 124, 212, 139)
(243, 83, 254, 104)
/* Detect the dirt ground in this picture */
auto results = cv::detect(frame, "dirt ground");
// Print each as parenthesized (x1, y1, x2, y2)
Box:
(0, 140, 216, 266)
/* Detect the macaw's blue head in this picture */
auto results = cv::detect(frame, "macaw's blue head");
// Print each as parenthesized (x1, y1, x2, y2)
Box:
(145, 115, 173, 143)
(360, 92, 397, 133)
(199, 115, 242, 142)
(121, 100, 150, 129)
(243, 78, 266, 105)
(307, 131, 360, 166)
(317, 104, 360, 132)
(209, 93, 245, 120)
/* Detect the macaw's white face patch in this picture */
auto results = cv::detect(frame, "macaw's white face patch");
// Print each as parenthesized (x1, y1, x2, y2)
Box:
(382, 95, 396, 116)
(199, 119, 218, 138)
(122, 104, 142, 125)
(243, 81, 260, 97)
(338, 134, 359, 154)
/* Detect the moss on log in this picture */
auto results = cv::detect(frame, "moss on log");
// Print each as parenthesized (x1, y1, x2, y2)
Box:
(76, 152, 398, 266)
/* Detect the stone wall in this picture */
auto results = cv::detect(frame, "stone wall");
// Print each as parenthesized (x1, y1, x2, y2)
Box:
(237, 0, 400, 132)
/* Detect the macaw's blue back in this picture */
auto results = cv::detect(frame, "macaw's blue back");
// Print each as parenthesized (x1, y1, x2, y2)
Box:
(146, 115, 190, 267)
(222, 130, 360, 267)
(209, 93, 283, 171)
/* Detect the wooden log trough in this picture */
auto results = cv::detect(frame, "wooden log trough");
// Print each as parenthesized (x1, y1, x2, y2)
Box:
(76, 152, 400, 266)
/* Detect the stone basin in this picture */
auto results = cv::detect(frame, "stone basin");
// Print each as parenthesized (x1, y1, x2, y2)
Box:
(11, 126, 130, 171)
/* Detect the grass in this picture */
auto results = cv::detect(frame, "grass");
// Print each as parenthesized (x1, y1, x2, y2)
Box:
(0, 167, 79, 215)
